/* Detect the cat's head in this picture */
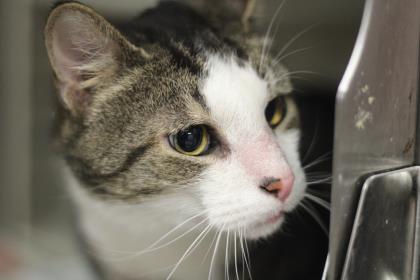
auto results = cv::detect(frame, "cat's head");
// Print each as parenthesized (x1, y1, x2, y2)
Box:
(45, 1, 306, 239)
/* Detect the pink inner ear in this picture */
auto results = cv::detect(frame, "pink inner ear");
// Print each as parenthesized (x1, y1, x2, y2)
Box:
(51, 11, 114, 84)
(49, 10, 117, 112)
(52, 40, 81, 83)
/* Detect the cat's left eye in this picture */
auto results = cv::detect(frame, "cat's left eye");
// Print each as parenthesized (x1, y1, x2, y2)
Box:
(169, 125, 211, 156)
(265, 96, 287, 128)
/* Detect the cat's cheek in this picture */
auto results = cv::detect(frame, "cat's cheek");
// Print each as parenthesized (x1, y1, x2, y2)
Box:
(198, 159, 284, 234)
(283, 169, 306, 212)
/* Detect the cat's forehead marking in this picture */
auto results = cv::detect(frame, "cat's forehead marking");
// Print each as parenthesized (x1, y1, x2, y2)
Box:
(201, 55, 269, 138)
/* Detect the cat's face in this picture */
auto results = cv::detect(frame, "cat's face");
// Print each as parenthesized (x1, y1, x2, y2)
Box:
(45, 2, 306, 239)
(196, 56, 305, 238)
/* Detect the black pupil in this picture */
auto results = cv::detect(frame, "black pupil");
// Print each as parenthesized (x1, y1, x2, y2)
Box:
(177, 126, 203, 152)
(265, 99, 277, 122)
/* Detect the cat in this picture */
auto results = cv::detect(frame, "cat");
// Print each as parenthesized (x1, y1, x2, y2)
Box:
(44, 0, 309, 279)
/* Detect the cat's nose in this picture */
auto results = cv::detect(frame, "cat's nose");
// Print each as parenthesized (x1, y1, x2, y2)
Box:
(259, 175, 294, 201)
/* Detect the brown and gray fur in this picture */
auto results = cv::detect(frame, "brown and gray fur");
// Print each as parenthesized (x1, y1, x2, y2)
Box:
(44, 1, 306, 279)
(46, 0, 293, 200)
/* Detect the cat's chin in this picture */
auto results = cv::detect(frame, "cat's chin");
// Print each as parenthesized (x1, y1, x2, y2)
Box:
(244, 213, 285, 240)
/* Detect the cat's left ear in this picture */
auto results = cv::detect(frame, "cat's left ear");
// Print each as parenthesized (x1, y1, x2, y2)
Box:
(239, 0, 257, 31)
(192, 0, 257, 32)
(220, 0, 257, 31)
(44, 2, 146, 115)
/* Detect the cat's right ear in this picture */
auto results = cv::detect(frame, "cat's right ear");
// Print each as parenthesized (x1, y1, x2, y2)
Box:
(44, 2, 146, 115)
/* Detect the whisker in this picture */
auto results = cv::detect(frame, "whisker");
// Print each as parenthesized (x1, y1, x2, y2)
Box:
(306, 172, 332, 185)
(259, 0, 287, 73)
(289, 74, 324, 85)
(142, 218, 208, 255)
(115, 216, 210, 261)
(208, 225, 224, 280)
(305, 171, 331, 177)
(271, 46, 315, 67)
(304, 193, 330, 210)
(145, 210, 207, 251)
(202, 227, 221, 266)
(225, 229, 231, 280)
(303, 151, 332, 170)
(306, 177, 332, 184)
(166, 223, 212, 280)
(243, 235, 252, 277)
(272, 23, 320, 64)
(300, 201, 328, 235)
(240, 230, 245, 280)
(273, 70, 320, 83)
(234, 232, 240, 280)
(302, 108, 320, 163)
(185, 225, 214, 260)
(264, 4, 289, 72)
(307, 178, 332, 186)
(75, 208, 203, 260)
(306, 188, 331, 198)
(241, 233, 245, 280)
(240, 229, 253, 280)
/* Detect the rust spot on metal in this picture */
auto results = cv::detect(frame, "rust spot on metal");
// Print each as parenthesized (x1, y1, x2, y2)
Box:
(408, 88, 413, 103)
(403, 138, 414, 154)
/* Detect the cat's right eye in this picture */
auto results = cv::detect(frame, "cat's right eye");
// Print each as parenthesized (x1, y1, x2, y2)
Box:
(169, 125, 211, 156)
(265, 96, 287, 128)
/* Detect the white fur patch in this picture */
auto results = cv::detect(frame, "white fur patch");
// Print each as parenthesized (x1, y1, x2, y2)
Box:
(66, 167, 225, 280)
(200, 55, 306, 238)
(202, 55, 269, 137)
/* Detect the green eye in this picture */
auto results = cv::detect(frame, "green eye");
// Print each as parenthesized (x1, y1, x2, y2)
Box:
(265, 96, 287, 128)
(169, 125, 210, 156)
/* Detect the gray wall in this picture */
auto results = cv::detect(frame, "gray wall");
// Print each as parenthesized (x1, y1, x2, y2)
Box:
(0, 0, 34, 236)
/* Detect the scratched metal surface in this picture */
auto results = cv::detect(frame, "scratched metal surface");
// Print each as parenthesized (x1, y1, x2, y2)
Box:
(329, 0, 420, 278)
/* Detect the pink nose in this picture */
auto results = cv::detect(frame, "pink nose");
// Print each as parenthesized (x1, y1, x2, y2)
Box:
(260, 175, 294, 201)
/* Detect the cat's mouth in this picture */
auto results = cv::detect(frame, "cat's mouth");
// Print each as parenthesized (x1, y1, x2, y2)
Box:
(243, 210, 285, 239)
(255, 210, 284, 227)
(265, 211, 284, 224)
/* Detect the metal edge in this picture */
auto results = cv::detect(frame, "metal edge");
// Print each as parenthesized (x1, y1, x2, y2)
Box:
(341, 166, 420, 279)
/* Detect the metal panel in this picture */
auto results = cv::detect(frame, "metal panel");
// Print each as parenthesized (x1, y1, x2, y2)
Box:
(413, 172, 420, 280)
(341, 167, 418, 280)
(329, 0, 420, 278)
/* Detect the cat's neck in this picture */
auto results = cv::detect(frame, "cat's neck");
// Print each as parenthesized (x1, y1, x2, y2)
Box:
(64, 167, 226, 280)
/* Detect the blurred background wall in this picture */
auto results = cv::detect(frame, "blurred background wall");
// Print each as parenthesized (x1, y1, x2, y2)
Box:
(0, 0, 364, 279)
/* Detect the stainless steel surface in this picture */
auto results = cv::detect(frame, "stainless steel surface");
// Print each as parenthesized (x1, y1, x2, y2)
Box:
(329, 0, 420, 278)
(341, 167, 419, 280)
(413, 171, 420, 280)
(322, 254, 330, 280)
